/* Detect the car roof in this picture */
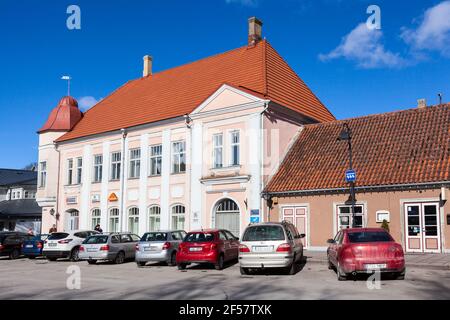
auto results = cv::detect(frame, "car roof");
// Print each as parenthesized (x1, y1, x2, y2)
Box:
(344, 228, 388, 233)
(144, 230, 184, 233)
(189, 229, 220, 233)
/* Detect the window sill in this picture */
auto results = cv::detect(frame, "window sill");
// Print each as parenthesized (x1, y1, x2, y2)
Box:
(171, 172, 186, 176)
(128, 177, 140, 180)
(148, 174, 162, 178)
(210, 165, 241, 172)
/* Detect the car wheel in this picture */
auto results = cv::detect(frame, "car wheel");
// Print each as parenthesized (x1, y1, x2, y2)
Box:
(114, 251, 125, 264)
(168, 252, 177, 267)
(136, 261, 146, 267)
(177, 263, 187, 270)
(337, 263, 347, 281)
(215, 254, 224, 270)
(47, 257, 57, 261)
(87, 260, 97, 265)
(70, 247, 80, 262)
(240, 267, 250, 275)
(9, 249, 20, 260)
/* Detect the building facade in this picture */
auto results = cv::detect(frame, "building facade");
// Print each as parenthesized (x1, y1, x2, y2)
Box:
(36, 18, 334, 236)
(263, 103, 450, 253)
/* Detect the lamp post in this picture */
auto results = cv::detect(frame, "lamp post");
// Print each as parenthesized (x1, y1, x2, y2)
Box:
(337, 123, 357, 228)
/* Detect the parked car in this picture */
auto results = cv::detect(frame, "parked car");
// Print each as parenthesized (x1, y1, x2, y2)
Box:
(0, 232, 32, 260)
(135, 230, 186, 267)
(43, 230, 99, 261)
(79, 232, 140, 264)
(176, 229, 239, 270)
(22, 234, 49, 259)
(238, 221, 304, 275)
(327, 228, 405, 281)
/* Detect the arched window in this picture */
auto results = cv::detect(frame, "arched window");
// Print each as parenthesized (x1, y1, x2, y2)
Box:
(128, 207, 139, 234)
(109, 208, 119, 232)
(171, 205, 185, 230)
(148, 205, 161, 231)
(215, 199, 240, 237)
(91, 208, 101, 229)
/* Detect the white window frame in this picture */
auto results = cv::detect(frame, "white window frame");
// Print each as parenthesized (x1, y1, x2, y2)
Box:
(76, 157, 83, 184)
(212, 133, 224, 169)
(336, 204, 365, 230)
(171, 205, 186, 230)
(38, 161, 47, 188)
(109, 208, 120, 232)
(67, 159, 74, 185)
(93, 155, 103, 183)
(149, 144, 162, 176)
(129, 148, 141, 179)
(110, 152, 121, 181)
(91, 208, 101, 229)
(148, 205, 161, 231)
(128, 207, 139, 234)
(230, 130, 240, 166)
(171, 141, 186, 174)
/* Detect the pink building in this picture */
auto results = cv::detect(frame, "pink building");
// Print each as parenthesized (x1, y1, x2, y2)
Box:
(36, 18, 334, 236)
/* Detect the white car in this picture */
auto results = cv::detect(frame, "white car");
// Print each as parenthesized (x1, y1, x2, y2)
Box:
(43, 230, 99, 261)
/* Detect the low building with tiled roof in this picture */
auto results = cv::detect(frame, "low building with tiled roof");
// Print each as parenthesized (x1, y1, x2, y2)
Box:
(263, 102, 450, 253)
(36, 18, 333, 237)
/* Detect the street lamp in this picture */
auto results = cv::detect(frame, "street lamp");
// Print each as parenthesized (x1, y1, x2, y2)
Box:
(337, 123, 357, 228)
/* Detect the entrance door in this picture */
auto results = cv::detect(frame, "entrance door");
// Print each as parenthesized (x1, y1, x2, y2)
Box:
(405, 203, 441, 253)
(67, 210, 79, 231)
(215, 199, 240, 237)
(282, 206, 307, 248)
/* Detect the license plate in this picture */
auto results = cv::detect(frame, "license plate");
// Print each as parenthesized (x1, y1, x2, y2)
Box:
(144, 246, 157, 251)
(252, 246, 273, 252)
(365, 263, 387, 270)
(189, 247, 202, 252)
(48, 243, 57, 247)
(25, 245, 33, 248)
(87, 248, 97, 252)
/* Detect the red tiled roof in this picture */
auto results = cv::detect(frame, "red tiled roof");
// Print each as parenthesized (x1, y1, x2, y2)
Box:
(38, 96, 83, 133)
(265, 104, 450, 194)
(56, 40, 334, 142)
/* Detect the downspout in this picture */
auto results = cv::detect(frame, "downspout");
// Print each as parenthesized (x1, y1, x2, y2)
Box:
(54, 142, 61, 231)
(260, 101, 269, 222)
(119, 128, 128, 232)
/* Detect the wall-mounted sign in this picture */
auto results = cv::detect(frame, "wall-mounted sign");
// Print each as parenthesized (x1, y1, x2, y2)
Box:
(250, 216, 260, 223)
(66, 196, 77, 204)
(250, 209, 259, 216)
(91, 194, 100, 203)
(108, 193, 118, 202)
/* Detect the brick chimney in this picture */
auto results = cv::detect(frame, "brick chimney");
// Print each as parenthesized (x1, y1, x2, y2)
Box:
(143, 55, 153, 77)
(417, 98, 427, 108)
(248, 17, 263, 47)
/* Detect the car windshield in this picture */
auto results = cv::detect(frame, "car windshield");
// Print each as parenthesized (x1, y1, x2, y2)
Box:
(347, 231, 393, 243)
(141, 232, 168, 242)
(83, 235, 109, 244)
(242, 225, 285, 241)
(47, 233, 69, 240)
(184, 233, 215, 242)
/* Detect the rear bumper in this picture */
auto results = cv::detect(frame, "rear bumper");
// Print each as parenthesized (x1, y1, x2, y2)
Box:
(79, 251, 112, 261)
(43, 250, 71, 258)
(136, 250, 170, 262)
(22, 250, 42, 257)
(239, 254, 293, 268)
(176, 250, 218, 264)
(341, 258, 405, 274)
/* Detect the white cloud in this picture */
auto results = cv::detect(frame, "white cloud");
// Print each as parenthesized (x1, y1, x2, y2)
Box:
(78, 96, 99, 111)
(319, 23, 406, 69)
(225, 0, 259, 7)
(401, 1, 450, 58)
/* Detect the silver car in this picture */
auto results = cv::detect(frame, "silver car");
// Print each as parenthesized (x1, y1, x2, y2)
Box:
(135, 230, 186, 267)
(239, 221, 304, 275)
(79, 232, 140, 264)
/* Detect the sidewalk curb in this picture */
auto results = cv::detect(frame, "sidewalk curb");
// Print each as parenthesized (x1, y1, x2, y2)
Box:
(305, 257, 450, 271)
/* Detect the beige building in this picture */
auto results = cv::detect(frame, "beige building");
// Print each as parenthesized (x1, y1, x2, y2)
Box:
(263, 103, 450, 253)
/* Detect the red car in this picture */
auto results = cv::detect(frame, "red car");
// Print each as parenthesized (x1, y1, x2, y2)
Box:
(327, 228, 405, 281)
(176, 229, 239, 270)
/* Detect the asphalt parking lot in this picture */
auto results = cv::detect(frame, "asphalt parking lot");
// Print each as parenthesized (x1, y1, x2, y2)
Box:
(0, 255, 449, 300)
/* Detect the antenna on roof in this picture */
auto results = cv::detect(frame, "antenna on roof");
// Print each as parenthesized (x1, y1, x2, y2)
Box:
(61, 75, 72, 96)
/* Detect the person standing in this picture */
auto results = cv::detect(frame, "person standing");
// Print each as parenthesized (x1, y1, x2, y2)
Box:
(94, 224, 103, 233)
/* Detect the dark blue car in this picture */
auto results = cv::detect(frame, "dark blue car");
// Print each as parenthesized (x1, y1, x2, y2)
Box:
(22, 234, 49, 259)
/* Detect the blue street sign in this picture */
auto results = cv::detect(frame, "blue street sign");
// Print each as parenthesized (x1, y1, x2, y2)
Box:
(250, 216, 260, 223)
(250, 209, 259, 216)
(345, 169, 356, 183)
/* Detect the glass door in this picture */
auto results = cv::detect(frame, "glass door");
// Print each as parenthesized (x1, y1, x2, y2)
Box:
(404, 203, 441, 253)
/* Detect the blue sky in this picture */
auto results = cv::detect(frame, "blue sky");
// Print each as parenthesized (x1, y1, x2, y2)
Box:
(0, 0, 449, 168)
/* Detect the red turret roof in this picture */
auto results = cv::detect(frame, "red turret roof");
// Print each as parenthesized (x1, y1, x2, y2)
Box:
(38, 96, 83, 133)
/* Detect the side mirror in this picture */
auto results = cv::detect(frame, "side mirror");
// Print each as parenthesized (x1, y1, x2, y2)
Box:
(299, 233, 306, 239)
(327, 239, 336, 244)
